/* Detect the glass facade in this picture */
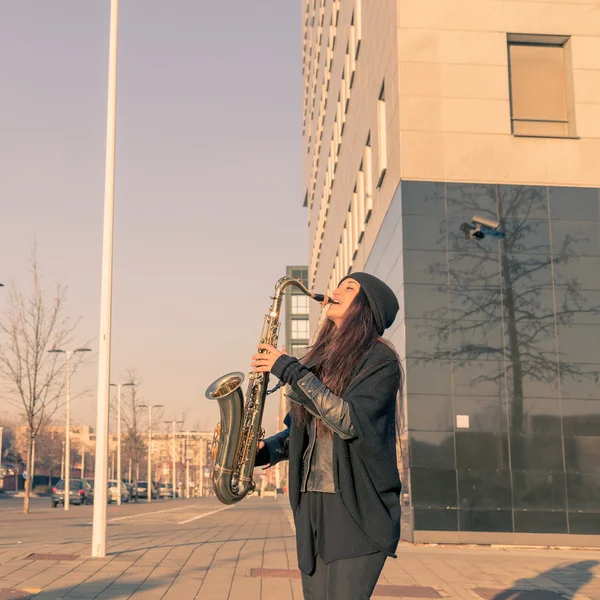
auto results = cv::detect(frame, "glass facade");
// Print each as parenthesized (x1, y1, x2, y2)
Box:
(366, 181, 600, 539)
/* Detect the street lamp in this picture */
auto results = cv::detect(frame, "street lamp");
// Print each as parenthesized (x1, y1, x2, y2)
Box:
(49, 347, 91, 511)
(165, 421, 183, 499)
(109, 382, 135, 505)
(91, 0, 119, 559)
(140, 404, 163, 503)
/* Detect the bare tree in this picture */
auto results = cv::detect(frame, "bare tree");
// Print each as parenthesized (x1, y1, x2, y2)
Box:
(0, 252, 84, 513)
(119, 370, 147, 484)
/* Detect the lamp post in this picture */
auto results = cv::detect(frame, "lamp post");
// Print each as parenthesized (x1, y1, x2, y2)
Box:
(91, 0, 119, 559)
(165, 421, 183, 499)
(49, 347, 91, 511)
(109, 382, 134, 505)
(140, 405, 163, 503)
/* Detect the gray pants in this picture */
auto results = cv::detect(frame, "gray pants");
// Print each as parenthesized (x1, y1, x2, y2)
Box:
(300, 551, 387, 600)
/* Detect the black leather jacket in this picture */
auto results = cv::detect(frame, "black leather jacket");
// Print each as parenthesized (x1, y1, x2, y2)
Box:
(261, 370, 356, 490)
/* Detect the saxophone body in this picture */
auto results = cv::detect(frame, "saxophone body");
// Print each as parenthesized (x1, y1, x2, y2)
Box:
(205, 276, 332, 505)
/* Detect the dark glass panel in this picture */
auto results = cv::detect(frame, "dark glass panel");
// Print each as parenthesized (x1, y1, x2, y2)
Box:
(512, 471, 567, 510)
(501, 219, 551, 255)
(457, 470, 512, 510)
(513, 510, 568, 533)
(549, 187, 600, 221)
(450, 286, 502, 323)
(553, 256, 600, 291)
(403, 215, 447, 252)
(452, 320, 504, 361)
(562, 400, 600, 436)
(566, 473, 600, 511)
(404, 284, 449, 320)
(564, 436, 600, 474)
(510, 435, 564, 471)
(552, 221, 600, 257)
(404, 250, 448, 285)
(514, 398, 562, 435)
(459, 509, 513, 532)
(499, 185, 549, 220)
(405, 359, 452, 395)
(559, 364, 600, 399)
(503, 253, 554, 289)
(409, 432, 455, 469)
(558, 324, 600, 365)
(413, 508, 459, 531)
(406, 318, 451, 358)
(569, 512, 600, 534)
(448, 252, 501, 289)
(455, 432, 510, 470)
(453, 397, 508, 433)
(446, 183, 497, 229)
(453, 360, 505, 397)
(506, 361, 561, 402)
(407, 396, 453, 432)
(554, 289, 600, 327)
(410, 468, 457, 507)
(402, 181, 446, 216)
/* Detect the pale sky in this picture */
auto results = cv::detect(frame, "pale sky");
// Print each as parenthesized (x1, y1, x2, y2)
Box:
(0, 2, 307, 436)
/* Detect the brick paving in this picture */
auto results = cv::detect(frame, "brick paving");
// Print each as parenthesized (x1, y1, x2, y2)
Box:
(0, 496, 599, 599)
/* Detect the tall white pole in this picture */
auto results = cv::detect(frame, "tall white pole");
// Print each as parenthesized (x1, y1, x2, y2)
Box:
(92, 0, 119, 558)
(31, 439, 36, 489)
(65, 351, 71, 511)
(128, 458, 132, 487)
(185, 436, 189, 499)
(117, 385, 122, 505)
(171, 423, 176, 499)
(199, 440, 204, 498)
(81, 445, 85, 478)
(147, 406, 152, 503)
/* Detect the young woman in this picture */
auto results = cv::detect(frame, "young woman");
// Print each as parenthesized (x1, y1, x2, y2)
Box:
(251, 272, 403, 600)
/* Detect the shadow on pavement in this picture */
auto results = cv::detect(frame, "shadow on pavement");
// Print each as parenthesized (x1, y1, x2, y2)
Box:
(107, 534, 296, 555)
(7, 575, 169, 599)
(488, 560, 598, 599)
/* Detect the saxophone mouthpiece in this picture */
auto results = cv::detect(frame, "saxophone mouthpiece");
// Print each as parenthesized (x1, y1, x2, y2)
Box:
(312, 293, 339, 306)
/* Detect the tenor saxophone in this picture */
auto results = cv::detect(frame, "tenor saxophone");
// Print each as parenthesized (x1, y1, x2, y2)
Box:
(205, 276, 333, 505)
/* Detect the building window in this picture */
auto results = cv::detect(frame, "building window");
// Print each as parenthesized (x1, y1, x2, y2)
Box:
(508, 34, 575, 138)
(377, 82, 387, 187)
(292, 319, 310, 339)
(291, 344, 309, 359)
(364, 134, 373, 221)
(291, 295, 309, 315)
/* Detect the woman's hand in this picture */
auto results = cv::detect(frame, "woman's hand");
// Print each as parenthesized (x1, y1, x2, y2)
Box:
(251, 343, 284, 373)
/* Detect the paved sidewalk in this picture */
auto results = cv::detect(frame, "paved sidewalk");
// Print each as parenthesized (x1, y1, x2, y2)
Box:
(0, 497, 599, 599)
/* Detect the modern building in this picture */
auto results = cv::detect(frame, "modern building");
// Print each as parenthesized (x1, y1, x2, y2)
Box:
(284, 265, 311, 359)
(302, 0, 600, 544)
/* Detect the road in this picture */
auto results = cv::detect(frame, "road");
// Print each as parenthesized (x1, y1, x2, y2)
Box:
(1, 494, 600, 599)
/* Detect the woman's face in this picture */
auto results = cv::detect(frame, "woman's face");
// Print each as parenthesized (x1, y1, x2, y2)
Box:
(327, 278, 361, 327)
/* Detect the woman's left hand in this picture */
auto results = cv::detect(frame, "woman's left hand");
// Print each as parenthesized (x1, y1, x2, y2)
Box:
(251, 343, 284, 373)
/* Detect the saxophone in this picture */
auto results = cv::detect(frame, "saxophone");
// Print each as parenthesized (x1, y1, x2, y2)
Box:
(205, 276, 334, 505)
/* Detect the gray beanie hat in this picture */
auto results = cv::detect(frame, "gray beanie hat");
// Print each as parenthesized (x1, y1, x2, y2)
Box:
(339, 272, 399, 335)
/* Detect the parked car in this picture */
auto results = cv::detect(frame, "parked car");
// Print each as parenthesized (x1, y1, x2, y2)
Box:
(158, 483, 174, 498)
(135, 480, 158, 499)
(107, 479, 130, 503)
(51, 479, 93, 507)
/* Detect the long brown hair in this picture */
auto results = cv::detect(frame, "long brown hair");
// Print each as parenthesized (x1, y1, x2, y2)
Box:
(291, 288, 381, 435)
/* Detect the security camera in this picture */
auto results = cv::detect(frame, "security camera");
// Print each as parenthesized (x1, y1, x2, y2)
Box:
(460, 215, 505, 240)
(472, 215, 500, 231)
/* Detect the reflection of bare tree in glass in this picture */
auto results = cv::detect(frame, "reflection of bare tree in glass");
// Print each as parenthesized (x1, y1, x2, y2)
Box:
(419, 185, 600, 433)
